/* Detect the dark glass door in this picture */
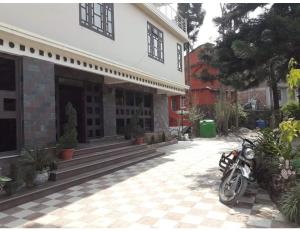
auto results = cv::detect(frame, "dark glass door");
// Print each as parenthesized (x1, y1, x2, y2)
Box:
(85, 82, 103, 139)
(0, 56, 17, 152)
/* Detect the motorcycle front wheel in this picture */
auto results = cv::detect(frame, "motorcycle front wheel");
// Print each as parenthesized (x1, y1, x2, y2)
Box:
(219, 169, 248, 205)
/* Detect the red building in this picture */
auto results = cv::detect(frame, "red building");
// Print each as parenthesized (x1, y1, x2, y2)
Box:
(168, 44, 227, 127)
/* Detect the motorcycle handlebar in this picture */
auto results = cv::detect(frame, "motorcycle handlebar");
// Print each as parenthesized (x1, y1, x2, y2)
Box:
(235, 135, 256, 147)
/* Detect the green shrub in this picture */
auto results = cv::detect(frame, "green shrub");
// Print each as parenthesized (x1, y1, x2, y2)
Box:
(58, 102, 78, 149)
(292, 157, 300, 174)
(19, 147, 56, 172)
(281, 101, 300, 120)
(279, 184, 300, 224)
(255, 129, 281, 156)
(215, 98, 233, 135)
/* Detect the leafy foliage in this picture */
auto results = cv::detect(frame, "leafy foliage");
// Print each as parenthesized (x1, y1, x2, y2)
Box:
(279, 119, 300, 145)
(287, 58, 300, 89)
(255, 129, 281, 157)
(19, 147, 56, 172)
(281, 101, 300, 119)
(279, 184, 300, 224)
(177, 3, 206, 44)
(128, 105, 144, 139)
(188, 105, 204, 137)
(58, 102, 78, 149)
(193, 43, 218, 82)
(231, 40, 257, 59)
(188, 105, 204, 123)
(211, 3, 300, 112)
(214, 90, 234, 135)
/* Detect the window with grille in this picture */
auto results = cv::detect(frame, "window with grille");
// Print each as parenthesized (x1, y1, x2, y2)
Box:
(177, 43, 182, 72)
(171, 97, 177, 111)
(79, 3, 114, 40)
(147, 22, 164, 63)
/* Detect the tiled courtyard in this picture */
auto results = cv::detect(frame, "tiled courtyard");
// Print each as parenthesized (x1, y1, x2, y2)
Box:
(0, 138, 298, 228)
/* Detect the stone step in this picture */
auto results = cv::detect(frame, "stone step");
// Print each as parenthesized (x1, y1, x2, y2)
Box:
(87, 135, 125, 143)
(56, 148, 155, 180)
(59, 144, 147, 168)
(0, 151, 165, 211)
(74, 140, 132, 156)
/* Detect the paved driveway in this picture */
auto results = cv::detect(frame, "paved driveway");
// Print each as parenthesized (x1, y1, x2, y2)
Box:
(0, 138, 297, 228)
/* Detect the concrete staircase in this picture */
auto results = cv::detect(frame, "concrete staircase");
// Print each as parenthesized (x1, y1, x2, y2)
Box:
(0, 140, 165, 211)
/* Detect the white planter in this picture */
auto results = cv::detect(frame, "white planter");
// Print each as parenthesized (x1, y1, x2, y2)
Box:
(33, 170, 49, 186)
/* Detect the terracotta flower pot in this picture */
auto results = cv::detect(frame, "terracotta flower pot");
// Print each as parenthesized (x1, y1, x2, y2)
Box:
(134, 137, 144, 145)
(61, 149, 74, 160)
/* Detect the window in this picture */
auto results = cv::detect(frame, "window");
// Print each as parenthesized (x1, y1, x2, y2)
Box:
(126, 91, 135, 106)
(79, 3, 114, 40)
(171, 97, 177, 111)
(177, 43, 183, 71)
(147, 22, 164, 63)
(0, 58, 15, 91)
(180, 96, 185, 109)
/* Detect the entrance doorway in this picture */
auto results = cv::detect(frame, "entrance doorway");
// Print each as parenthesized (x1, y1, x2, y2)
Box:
(59, 84, 85, 143)
(0, 55, 20, 153)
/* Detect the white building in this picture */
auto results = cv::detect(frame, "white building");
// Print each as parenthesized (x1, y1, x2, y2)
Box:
(0, 3, 189, 153)
(238, 81, 295, 110)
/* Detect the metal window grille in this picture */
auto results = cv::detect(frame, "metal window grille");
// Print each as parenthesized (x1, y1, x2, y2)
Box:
(79, 3, 114, 40)
(177, 43, 182, 72)
(147, 22, 164, 63)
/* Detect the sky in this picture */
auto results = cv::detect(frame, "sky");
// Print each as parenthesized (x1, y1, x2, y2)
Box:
(194, 3, 270, 48)
(194, 2, 222, 47)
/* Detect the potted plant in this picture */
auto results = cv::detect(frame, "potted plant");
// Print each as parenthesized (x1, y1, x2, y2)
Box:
(0, 176, 11, 194)
(18, 147, 55, 186)
(134, 125, 145, 145)
(4, 163, 28, 195)
(124, 124, 132, 140)
(129, 106, 145, 144)
(58, 102, 78, 160)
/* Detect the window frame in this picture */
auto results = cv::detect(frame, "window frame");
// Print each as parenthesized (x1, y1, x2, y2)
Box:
(147, 22, 164, 63)
(180, 96, 185, 109)
(177, 43, 183, 72)
(79, 3, 114, 40)
(171, 97, 177, 111)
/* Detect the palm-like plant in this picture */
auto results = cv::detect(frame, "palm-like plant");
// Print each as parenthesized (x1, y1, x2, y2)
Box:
(279, 184, 300, 224)
(19, 147, 56, 172)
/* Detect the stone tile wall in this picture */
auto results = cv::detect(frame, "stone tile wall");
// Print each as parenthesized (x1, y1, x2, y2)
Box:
(23, 57, 56, 147)
(153, 94, 169, 133)
(103, 86, 116, 136)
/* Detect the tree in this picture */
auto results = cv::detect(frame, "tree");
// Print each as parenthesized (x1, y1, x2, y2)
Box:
(192, 43, 218, 82)
(210, 3, 300, 125)
(177, 3, 206, 45)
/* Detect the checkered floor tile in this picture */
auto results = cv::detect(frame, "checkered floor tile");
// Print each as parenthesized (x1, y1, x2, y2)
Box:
(0, 139, 298, 228)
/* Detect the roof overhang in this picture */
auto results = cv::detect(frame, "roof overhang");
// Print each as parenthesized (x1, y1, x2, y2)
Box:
(0, 22, 189, 95)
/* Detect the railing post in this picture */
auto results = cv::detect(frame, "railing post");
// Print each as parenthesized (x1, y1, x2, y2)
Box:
(154, 4, 187, 34)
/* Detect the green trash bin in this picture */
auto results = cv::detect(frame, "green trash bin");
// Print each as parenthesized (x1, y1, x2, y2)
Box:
(199, 120, 217, 138)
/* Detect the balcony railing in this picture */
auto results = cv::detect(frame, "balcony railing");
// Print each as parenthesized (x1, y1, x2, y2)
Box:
(154, 4, 187, 33)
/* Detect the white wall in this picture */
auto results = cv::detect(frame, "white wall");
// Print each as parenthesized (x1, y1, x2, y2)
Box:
(0, 3, 185, 85)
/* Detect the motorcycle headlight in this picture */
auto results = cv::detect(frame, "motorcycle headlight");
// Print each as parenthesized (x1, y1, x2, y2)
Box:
(244, 148, 255, 160)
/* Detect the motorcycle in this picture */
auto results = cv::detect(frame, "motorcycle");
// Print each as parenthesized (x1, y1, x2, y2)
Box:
(218, 136, 256, 205)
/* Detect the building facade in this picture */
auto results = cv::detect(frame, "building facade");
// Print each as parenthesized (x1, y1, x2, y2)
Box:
(168, 44, 234, 127)
(0, 3, 188, 159)
(238, 81, 293, 110)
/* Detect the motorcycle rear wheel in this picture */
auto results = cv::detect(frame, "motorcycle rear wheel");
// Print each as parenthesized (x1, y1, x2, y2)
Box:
(219, 169, 248, 205)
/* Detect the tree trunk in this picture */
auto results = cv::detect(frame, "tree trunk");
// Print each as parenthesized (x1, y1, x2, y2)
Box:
(271, 82, 280, 126)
